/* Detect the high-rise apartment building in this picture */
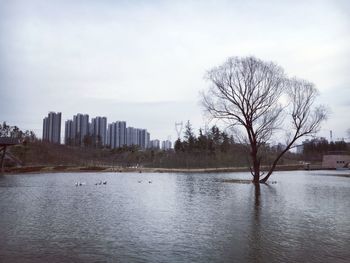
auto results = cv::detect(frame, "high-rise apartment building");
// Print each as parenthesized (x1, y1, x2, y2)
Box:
(146, 131, 150, 149)
(42, 112, 61, 144)
(162, 140, 172, 150)
(64, 113, 89, 146)
(126, 127, 139, 146)
(90, 117, 107, 146)
(107, 121, 127, 149)
(149, 139, 160, 149)
(64, 120, 74, 145)
(137, 129, 150, 150)
(74, 114, 89, 144)
(107, 123, 150, 150)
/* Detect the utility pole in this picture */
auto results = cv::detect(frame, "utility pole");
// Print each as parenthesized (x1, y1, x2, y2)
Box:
(175, 122, 183, 139)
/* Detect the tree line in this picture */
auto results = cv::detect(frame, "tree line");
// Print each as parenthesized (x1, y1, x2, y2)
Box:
(0, 122, 37, 142)
(1, 120, 300, 169)
(174, 122, 234, 155)
(153, 121, 298, 169)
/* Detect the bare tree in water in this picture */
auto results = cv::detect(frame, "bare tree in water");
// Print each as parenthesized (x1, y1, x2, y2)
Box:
(202, 56, 327, 184)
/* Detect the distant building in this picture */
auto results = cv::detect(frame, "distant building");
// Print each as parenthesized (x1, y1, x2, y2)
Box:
(90, 117, 107, 146)
(146, 131, 150, 149)
(322, 154, 350, 169)
(162, 140, 172, 150)
(74, 114, 89, 144)
(65, 113, 89, 146)
(64, 120, 74, 145)
(107, 121, 127, 149)
(149, 139, 160, 150)
(43, 112, 61, 144)
(62, 114, 152, 149)
(137, 129, 150, 150)
(271, 143, 285, 152)
(296, 144, 304, 154)
(126, 127, 138, 146)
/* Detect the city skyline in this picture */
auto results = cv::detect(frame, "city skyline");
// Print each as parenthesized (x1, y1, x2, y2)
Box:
(44, 111, 173, 150)
(1, 0, 349, 142)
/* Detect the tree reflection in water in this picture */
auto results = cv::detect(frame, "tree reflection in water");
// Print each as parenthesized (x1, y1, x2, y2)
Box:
(248, 184, 263, 263)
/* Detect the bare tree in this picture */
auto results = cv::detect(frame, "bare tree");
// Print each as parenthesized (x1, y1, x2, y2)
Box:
(202, 56, 327, 184)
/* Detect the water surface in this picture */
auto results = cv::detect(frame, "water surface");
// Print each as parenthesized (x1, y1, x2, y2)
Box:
(0, 170, 349, 262)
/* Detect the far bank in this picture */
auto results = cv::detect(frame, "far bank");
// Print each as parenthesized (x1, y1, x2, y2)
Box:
(3, 163, 324, 175)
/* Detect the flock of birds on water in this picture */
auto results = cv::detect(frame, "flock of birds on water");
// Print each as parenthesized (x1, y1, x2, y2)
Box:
(75, 180, 276, 186)
(75, 180, 152, 186)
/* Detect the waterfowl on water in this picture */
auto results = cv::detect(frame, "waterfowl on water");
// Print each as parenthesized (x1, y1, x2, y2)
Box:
(94, 181, 106, 185)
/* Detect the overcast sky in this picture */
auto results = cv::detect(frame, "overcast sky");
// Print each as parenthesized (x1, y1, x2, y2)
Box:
(0, 0, 349, 142)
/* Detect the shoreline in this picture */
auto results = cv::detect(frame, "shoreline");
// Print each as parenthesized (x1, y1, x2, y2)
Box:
(2, 164, 320, 175)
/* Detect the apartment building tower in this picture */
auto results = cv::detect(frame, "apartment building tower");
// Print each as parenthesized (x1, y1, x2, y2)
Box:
(64, 119, 74, 145)
(64, 113, 89, 146)
(126, 127, 138, 146)
(107, 121, 127, 149)
(137, 129, 150, 150)
(90, 117, 107, 146)
(149, 139, 160, 149)
(42, 112, 61, 144)
(162, 140, 172, 150)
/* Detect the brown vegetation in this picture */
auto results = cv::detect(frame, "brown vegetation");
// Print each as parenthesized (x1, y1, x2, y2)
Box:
(4, 139, 303, 174)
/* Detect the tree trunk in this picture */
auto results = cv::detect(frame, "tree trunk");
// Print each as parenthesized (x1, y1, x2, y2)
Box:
(254, 182, 261, 206)
(259, 146, 291, 183)
(259, 163, 275, 183)
(253, 174, 260, 184)
(251, 147, 260, 184)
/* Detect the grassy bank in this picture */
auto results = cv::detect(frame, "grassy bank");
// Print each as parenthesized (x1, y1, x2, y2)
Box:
(4, 163, 308, 175)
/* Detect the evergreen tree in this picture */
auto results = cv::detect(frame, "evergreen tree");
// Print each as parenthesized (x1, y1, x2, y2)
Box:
(184, 121, 196, 152)
(174, 138, 183, 153)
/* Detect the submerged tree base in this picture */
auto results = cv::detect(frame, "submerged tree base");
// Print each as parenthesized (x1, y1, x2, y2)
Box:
(220, 179, 277, 184)
(220, 179, 252, 184)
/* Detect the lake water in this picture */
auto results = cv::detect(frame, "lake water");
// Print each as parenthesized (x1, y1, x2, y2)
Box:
(0, 170, 349, 263)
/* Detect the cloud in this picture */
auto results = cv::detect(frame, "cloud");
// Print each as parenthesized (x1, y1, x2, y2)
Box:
(0, 0, 349, 140)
